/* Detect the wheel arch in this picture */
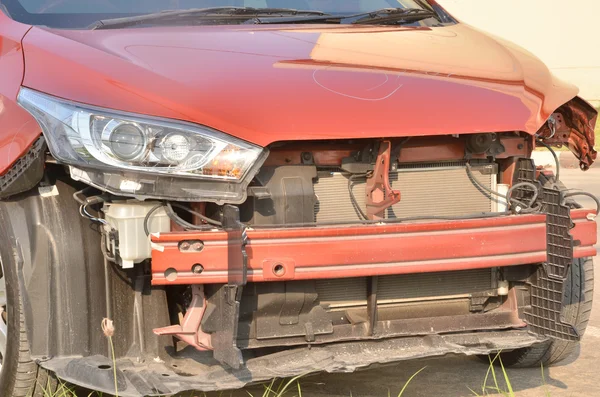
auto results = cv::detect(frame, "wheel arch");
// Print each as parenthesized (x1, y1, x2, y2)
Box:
(0, 178, 108, 360)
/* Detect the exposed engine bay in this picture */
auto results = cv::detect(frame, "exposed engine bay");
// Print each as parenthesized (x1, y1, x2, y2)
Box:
(0, 124, 594, 396)
(62, 132, 592, 338)
(1, 91, 597, 396)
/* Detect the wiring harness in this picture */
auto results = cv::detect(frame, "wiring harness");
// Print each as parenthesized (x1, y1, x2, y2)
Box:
(74, 153, 599, 234)
(465, 163, 541, 214)
(72, 188, 223, 236)
(143, 202, 221, 236)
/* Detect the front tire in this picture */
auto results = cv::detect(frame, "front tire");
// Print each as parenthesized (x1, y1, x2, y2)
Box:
(0, 231, 58, 396)
(499, 257, 594, 367)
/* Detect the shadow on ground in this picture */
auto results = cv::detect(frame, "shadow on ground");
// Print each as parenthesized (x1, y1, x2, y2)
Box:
(206, 354, 567, 397)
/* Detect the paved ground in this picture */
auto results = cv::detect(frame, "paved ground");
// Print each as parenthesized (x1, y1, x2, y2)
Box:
(239, 169, 600, 397)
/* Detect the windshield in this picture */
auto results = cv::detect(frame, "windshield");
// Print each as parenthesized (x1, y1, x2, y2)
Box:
(1, 0, 450, 28)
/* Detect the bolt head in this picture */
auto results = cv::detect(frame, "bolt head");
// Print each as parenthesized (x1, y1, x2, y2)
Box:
(192, 242, 204, 251)
(179, 242, 190, 251)
(192, 264, 204, 274)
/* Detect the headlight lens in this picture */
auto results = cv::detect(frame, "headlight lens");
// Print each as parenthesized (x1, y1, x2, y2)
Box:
(18, 87, 263, 180)
(18, 87, 267, 203)
(107, 122, 147, 161)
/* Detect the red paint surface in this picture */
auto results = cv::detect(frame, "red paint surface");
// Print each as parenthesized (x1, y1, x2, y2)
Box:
(150, 209, 598, 285)
(17, 22, 579, 154)
(0, 13, 39, 173)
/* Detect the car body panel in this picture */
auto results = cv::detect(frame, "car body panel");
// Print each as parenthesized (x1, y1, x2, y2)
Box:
(0, 13, 40, 173)
(20, 22, 578, 148)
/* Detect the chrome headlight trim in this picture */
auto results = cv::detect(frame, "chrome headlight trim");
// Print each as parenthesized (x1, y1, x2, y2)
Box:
(17, 87, 264, 181)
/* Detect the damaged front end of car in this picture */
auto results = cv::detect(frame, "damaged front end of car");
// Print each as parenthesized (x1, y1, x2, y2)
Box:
(2, 83, 595, 396)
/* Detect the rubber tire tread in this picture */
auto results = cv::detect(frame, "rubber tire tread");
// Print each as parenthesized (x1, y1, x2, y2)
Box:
(499, 257, 594, 367)
(0, 234, 60, 396)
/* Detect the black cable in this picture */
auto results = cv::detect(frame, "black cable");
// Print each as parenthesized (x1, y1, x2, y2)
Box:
(536, 140, 560, 182)
(165, 203, 221, 231)
(144, 202, 167, 236)
(562, 192, 600, 213)
(165, 203, 199, 230)
(465, 163, 506, 200)
(506, 181, 540, 212)
(348, 173, 369, 220)
(144, 202, 224, 236)
(466, 163, 539, 213)
(168, 202, 222, 226)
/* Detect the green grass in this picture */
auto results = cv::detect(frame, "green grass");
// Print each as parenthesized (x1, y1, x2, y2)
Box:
(40, 359, 557, 397)
(467, 352, 551, 397)
(34, 380, 94, 397)
(40, 367, 426, 397)
(468, 353, 515, 397)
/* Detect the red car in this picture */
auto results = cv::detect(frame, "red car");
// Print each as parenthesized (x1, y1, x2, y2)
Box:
(0, 1, 597, 396)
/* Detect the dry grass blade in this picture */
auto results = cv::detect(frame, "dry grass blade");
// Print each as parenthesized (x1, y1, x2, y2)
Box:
(541, 362, 551, 397)
(497, 354, 514, 396)
(275, 374, 305, 397)
(488, 353, 505, 396)
(396, 366, 426, 397)
(481, 353, 498, 395)
(36, 379, 77, 397)
(261, 378, 277, 397)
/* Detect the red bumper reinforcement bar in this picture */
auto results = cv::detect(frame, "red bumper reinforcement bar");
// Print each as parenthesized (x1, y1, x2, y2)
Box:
(150, 209, 597, 285)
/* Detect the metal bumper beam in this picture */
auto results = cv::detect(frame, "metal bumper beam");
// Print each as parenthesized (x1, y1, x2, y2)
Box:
(151, 209, 597, 285)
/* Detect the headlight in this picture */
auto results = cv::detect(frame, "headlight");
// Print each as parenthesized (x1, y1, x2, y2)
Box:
(18, 88, 267, 203)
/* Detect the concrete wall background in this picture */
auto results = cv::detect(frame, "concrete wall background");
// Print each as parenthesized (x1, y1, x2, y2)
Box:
(437, 0, 600, 102)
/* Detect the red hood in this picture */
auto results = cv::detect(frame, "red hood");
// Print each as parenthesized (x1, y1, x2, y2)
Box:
(22, 23, 578, 147)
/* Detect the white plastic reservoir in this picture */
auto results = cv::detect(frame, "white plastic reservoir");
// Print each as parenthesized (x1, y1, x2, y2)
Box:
(103, 201, 170, 268)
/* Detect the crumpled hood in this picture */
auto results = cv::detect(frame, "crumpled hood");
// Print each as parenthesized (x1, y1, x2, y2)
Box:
(22, 23, 579, 147)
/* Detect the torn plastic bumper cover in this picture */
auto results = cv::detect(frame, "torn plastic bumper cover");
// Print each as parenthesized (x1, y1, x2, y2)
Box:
(35, 201, 597, 396)
(40, 330, 545, 397)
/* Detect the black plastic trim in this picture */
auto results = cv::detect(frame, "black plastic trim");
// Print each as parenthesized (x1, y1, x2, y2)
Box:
(0, 136, 45, 199)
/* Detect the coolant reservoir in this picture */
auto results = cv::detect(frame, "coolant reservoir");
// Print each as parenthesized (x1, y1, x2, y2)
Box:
(103, 201, 170, 268)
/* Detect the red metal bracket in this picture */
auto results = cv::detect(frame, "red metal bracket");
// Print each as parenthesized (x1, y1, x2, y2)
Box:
(153, 285, 212, 350)
(365, 140, 401, 219)
(538, 100, 598, 170)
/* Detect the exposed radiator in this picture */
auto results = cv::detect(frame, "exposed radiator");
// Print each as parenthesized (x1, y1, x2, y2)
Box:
(314, 162, 497, 223)
(316, 269, 494, 309)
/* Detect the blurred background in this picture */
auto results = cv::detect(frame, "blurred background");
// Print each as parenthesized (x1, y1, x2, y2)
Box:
(438, 0, 600, 105)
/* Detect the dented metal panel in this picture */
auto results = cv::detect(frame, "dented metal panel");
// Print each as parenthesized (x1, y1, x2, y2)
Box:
(537, 97, 598, 170)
